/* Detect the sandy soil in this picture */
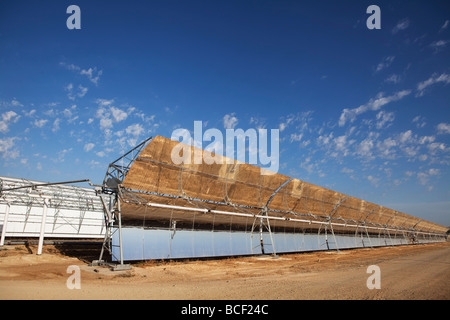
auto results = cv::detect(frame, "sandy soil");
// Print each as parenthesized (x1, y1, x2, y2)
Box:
(0, 242, 449, 300)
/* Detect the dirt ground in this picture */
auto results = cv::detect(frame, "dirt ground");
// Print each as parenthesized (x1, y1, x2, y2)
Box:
(0, 241, 449, 300)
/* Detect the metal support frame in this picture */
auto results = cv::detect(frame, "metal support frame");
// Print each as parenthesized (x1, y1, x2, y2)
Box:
(0, 202, 10, 246)
(250, 206, 277, 256)
(91, 138, 153, 270)
(91, 191, 130, 271)
(318, 196, 348, 253)
(354, 206, 378, 248)
(0, 178, 104, 238)
(249, 178, 292, 256)
(90, 136, 448, 263)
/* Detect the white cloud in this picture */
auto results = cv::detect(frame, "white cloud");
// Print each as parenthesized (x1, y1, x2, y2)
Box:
(279, 112, 313, 135)
(416, 73, 450, 96)
(429, 40, 450, 53)
(338, 90, 410, 127)
(412, 115, 426, 128)
(125, 123, 145, 137)
(65, 83, 89, 100)
(341, 167, 354, 174)
(0, 99, 23, 109)
(418, 135, 435, 145)
(24, 109, 36, 117)
(375, 56, 395, 72)
(417, 168, 440, 186)
(33, 119, 48, 128)
(405, 171, 414, 177)
(290, 133, 303, 142)
(367, 175, 380, 187)
(437, 123, 450, 135)
(100, 117, 113, 130)
(418, 154, 428, 161)
(317, 132, 333, 146)
(377, 137, 397, 158)
(77, 85, 88, 98)
(249, 116, 266, 130)
(95, 102, 129, 131)
(223, 113, 238, 129)
(427, 142, 447, 155)
(0, 137, 20, 160)
(54, 148, 72, 163)
(84, 143, 95, 152)
(279, 114, 296, 132)
(80, 67, 103, 85)
(398, 130, 412, 144)
(392, 18, 410, 34)
(384, 74, 401, 84)
(11, 98, 23, 107)
(60, 62, 102, 85)
(356, 138, 375, 159)
(96, 98, 114, 106)
(0, 111, 20, 133)
(375, 110, 395, 129)
(52, 118, 61, 132)
(110, 106, 128, 122)
(440, 20, 449, 32)
(332, 135, 354, 157)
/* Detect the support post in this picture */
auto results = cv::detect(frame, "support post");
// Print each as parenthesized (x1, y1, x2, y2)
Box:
(259, 217, 265, 254)
(37, 198, 48, 255)
(114, 195, 129, 270)
(265, 211, 277, 257)
(325, 196, 348, 253)
(91, 191, 130, 271)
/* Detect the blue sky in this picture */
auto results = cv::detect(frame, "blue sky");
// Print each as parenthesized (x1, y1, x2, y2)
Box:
(1, 0, 449, 225)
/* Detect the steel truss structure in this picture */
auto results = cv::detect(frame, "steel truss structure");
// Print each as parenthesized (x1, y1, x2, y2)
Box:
(92, 137, 153, 270)
(96, 136, 448, 263)
(0, 176, 105, 254)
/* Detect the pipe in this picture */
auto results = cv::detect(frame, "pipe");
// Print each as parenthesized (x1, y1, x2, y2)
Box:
(137, 201, 443, 237)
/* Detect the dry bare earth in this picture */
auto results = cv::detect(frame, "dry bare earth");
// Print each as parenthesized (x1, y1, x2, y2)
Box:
(0, 242, 449, 300)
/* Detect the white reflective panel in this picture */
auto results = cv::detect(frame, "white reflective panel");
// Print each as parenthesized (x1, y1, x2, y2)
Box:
(0, 177, 105, 239)
(112, 227, 445, 262)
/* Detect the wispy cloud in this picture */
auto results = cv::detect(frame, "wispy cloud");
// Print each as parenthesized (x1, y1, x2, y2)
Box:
(223, 113, 238, 129)
(60, 62, 103, 86)
(375, 110, 395, 129)
(0, 137, 20, 160)
(65, 83, 88, 100)
(416, 73, 450, 96)
(279, 111, 313, 134)
(384, 74, 401, 84)
(439, 20, 449, 32)
(33, 119, 48, 128)
(429, 39, 449, 53)
(412, 115, 426, 128)
(0, 111, 21, 133)
(338, 90, 410, 127)
(84, 143, 95, 152)
(392, 18, 410, 34)
(437, 123, 450, 135)
(417, 168, 440, 188)
(375, 56, 395, 72)
(52, 118, 61, 132)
